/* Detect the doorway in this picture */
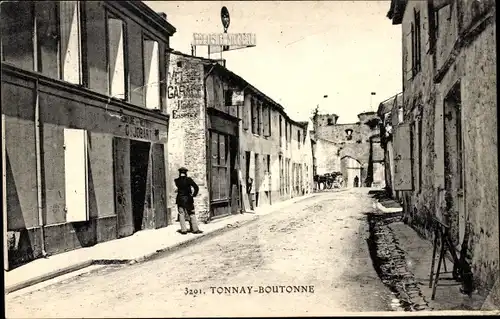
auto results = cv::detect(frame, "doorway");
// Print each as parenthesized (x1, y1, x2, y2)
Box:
(245, 151, 253, 209)
(341, 156, 362, 187)
(443, 83, 464, 248)
(130, 140, 151, 232)
(229, 136, 239, 214)
(254, 153, 260, 207)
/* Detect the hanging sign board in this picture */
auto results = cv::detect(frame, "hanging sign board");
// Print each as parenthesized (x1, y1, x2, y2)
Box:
(192, 33, 257, 46)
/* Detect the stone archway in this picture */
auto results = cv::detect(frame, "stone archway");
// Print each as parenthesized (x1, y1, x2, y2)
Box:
(340, 156, 363, 188)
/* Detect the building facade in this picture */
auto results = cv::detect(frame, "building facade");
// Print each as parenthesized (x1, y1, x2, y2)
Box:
(313, 112, 385, 188)
(377, 93, 403, 199)
(2, 1, 175, 269)
(387, 0, 498, 297)
(167, 52, 314, 223)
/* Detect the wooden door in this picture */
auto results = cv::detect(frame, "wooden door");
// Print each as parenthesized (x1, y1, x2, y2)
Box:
(113, 137, 133, 238)
(152, 143, 168, 228)
(210, 131, 230, 218)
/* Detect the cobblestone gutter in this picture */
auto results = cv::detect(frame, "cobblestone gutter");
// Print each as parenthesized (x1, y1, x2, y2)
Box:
(367, 212, 432, 312)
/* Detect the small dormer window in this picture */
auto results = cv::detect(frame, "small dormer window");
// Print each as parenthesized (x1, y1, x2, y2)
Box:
(345, 129, 353, 140)
(327, 118, 334, 126)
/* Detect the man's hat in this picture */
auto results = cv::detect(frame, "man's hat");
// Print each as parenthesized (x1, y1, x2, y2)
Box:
(178, 167, 188, 172)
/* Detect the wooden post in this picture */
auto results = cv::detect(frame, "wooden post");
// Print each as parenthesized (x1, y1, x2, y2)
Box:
(429, 227, 439, 288)
(432, 231, 446, 300)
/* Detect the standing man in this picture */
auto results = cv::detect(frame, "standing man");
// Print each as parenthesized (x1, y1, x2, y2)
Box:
(174, 167, 203, 235)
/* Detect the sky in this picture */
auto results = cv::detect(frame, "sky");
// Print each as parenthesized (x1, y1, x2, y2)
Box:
(144, 1, 402, 124)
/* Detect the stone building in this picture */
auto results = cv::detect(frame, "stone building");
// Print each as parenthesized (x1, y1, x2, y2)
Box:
(377, 93, 403, 199)
(313, 112, 384, 188)
(2, 1, 175, 269)
(387, 0, 498, 299)
(167, 51, 314, 223)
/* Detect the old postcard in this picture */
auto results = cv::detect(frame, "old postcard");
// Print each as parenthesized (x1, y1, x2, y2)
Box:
(2, 0, 499, 317)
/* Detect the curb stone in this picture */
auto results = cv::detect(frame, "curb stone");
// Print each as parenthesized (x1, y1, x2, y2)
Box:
(4, 260, 94, 294)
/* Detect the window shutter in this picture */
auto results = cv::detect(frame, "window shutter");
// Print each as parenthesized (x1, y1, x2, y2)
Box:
(393, 123, 413, 191)
(251, 98, 258, 134)
(243, 93, 250, 130)
(107, 17, 126, 99)
(267, 107, 272, 136)
(64, 128, 88, 222)
(60, 1, 82, 84)
(258, 102, 263, 135)
(144, 40, 160, 110)
(264, 105, 272, 137)
(410, 23, 415, 76)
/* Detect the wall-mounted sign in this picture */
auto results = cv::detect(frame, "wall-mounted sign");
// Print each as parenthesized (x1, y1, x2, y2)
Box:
(221, 6, 230, 31)
(192, 33, 256, 46)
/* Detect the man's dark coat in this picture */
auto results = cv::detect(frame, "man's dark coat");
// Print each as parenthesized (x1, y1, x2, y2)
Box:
(174, 176, 199, 212)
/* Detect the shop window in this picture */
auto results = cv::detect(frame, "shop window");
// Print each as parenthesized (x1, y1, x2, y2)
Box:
(64, 128, 89, 222)
(107, 14, 127, 100)
(143, 38, 160, 110)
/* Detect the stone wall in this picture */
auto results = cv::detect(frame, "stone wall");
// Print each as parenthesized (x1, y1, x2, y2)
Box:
(390, 0, 498, 297)
(314, 112, 382, 187)
(166, 53, 210, 222)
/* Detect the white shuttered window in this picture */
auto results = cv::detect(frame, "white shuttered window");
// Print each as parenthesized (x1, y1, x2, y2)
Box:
(64, 128, 89, 222)
(107, 16, 126, 99)
(143, 39, 160, 110)
(60, 1, 82, 84)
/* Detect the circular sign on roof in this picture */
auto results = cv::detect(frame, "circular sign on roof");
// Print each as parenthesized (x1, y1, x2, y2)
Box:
(221, 6, 230, 32)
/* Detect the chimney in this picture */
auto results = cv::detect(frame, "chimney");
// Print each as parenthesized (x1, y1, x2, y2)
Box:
(157, 12, 167, 20)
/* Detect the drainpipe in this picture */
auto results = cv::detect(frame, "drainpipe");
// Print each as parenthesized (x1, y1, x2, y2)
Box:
(35, 80, 47, 257)
(1, 3, 8, 270)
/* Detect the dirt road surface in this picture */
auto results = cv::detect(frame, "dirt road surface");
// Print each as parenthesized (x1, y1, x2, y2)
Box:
(6, 189, 395, 317)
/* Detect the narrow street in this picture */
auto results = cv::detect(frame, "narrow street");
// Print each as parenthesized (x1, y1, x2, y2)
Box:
(6, 189, 395, 317)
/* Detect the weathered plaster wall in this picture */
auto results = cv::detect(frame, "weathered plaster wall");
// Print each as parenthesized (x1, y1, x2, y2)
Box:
(395, 0, 498, 296)
(315, 138, 340, 175)
(166, 54, 210, 222)
(398, 0, 437, 239)
(436, 20, 499, 293)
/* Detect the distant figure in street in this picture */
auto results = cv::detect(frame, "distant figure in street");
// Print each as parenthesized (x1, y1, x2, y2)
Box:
(246, 176, 254, 210)
(174, 167, 203, 235)
(354, 176, 359, 188)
